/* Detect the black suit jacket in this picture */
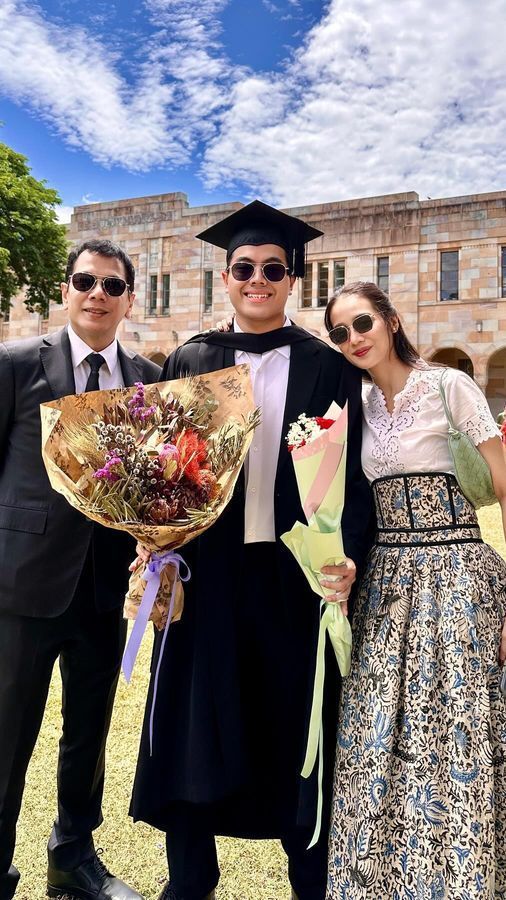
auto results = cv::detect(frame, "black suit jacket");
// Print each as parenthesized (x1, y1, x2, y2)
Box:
(0, 327, 161, 618)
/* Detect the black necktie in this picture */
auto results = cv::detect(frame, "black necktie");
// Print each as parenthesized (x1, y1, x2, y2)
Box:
(85, 353, 105, 392)
(191, 323, 314, 354)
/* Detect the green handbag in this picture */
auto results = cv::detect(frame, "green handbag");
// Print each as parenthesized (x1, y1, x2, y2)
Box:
(439, 370, 497, 509)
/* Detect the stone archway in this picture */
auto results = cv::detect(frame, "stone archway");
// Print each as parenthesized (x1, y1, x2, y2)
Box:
(430, 347, 474, 378)
(486, 347, 506, 418)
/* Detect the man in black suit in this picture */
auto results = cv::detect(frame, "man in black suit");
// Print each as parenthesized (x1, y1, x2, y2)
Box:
(0, 239, 160, 900)
(130, 203, 373, 900)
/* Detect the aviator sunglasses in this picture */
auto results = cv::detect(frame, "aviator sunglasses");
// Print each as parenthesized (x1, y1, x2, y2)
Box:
(69, 272, 130, 297)
(328, 313, 376, 345)
(227, 261, 290, 283)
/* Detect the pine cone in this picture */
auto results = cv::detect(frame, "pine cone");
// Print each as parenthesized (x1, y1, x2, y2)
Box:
(144, 497, 179, 525)
(175, 481, 202, 518)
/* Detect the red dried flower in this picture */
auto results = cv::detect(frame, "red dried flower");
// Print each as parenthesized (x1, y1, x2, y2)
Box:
(315, 417, 335, 430)
(197, 469, 219, 504)
(287, 440, 305, 452)
(176, 430, 209, 484)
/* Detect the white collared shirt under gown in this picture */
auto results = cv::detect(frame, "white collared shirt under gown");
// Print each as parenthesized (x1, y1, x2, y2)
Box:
(234, 317, 291, 543)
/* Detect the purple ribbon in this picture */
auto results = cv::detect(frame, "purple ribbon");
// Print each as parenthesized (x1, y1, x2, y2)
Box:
(121, 550, 190, 752)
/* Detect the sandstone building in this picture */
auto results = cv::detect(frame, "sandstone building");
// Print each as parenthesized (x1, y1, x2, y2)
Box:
(2, 189, 506, 414)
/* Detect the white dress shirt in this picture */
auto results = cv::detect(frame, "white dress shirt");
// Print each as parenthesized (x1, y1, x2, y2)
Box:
(235, 318, 291, 543)
(68, 324, 125, 392)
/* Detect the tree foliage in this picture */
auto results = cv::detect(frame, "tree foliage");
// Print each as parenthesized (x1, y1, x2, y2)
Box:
(0, 141, 69, 315)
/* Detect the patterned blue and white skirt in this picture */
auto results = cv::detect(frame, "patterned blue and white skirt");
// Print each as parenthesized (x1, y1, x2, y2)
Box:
(327, 473, 506, 900)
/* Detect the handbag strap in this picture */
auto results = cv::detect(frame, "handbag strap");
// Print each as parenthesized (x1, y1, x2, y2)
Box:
(438, 369, 457, 432)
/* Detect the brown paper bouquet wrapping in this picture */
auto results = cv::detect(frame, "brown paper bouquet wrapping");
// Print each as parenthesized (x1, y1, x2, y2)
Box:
(124, 559, 184, 630)
(40, 365, 257, 645)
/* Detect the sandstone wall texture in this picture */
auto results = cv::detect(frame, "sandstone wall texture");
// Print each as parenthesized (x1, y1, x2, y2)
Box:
(2, 189, 505, 413)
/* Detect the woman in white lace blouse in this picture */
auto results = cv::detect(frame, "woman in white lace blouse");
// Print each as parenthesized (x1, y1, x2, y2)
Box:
(322, 281, 506, 899)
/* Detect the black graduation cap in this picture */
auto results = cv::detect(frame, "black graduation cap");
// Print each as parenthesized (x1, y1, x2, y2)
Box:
(195, 200, 323, 278)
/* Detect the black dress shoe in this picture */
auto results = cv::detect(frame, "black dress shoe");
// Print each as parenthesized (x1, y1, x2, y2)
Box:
(47, 851, 144, 899)
(157, 885, 215, 900)
(0, 865, 20, 900)
(156, 887, 176, 900)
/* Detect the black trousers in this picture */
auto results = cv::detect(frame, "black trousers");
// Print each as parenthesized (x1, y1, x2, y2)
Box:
(164, 802, 329, 900)
(162, 543, 330, 900)
(0, 556, 127, 900)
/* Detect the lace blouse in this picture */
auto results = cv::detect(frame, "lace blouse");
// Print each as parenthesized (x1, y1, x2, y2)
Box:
(361, 363, 500, 484)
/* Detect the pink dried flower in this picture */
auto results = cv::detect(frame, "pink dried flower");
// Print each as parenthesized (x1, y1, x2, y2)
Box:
(128, 382, 156, 422)
(94, 455, 123, 483)
(159, 443, 179, 461)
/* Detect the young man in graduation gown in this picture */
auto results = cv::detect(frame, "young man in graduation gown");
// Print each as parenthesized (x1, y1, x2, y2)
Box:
(0, 240, 160, 900)
(130, 202, 373, 900)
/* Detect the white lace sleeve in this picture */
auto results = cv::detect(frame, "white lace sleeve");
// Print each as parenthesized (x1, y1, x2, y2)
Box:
(443, 368, 500, 446)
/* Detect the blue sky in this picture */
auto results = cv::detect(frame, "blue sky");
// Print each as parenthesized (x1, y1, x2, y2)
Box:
(1, 0, 505, 222)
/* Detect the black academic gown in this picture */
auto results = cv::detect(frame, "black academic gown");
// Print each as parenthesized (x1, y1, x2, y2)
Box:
(130, 327, 373, 837)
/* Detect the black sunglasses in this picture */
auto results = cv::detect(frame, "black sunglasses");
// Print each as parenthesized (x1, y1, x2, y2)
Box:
(69, 272, 130, 297)
(328, 313, 376, 345)
(227, 261, 290, 283)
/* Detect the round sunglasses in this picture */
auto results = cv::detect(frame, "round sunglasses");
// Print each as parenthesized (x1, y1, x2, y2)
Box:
(69, 272, 130, 297)
(227, 261, 290, 283)
(328, 313, 376, 345)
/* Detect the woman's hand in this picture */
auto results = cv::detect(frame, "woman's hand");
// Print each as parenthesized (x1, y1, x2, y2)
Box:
(320, 558, 357, 615)
(215, 316, 234, 333)
(128, 542, 151, 572)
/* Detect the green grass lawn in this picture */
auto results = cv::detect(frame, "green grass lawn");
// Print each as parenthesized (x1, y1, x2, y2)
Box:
(14, 505, 506, 899)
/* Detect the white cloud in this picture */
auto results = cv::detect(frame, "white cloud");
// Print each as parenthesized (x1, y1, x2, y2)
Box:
(80, 194, 105, 205)
(0, 0, 233, 169)
(201, 0, 506, 204)
(262, 0, 281, 12)
(145, 0, 229, 36)
(0, 0, 505, 206)
(56, 204, 73, 224)
(263, 0, 300, 14)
